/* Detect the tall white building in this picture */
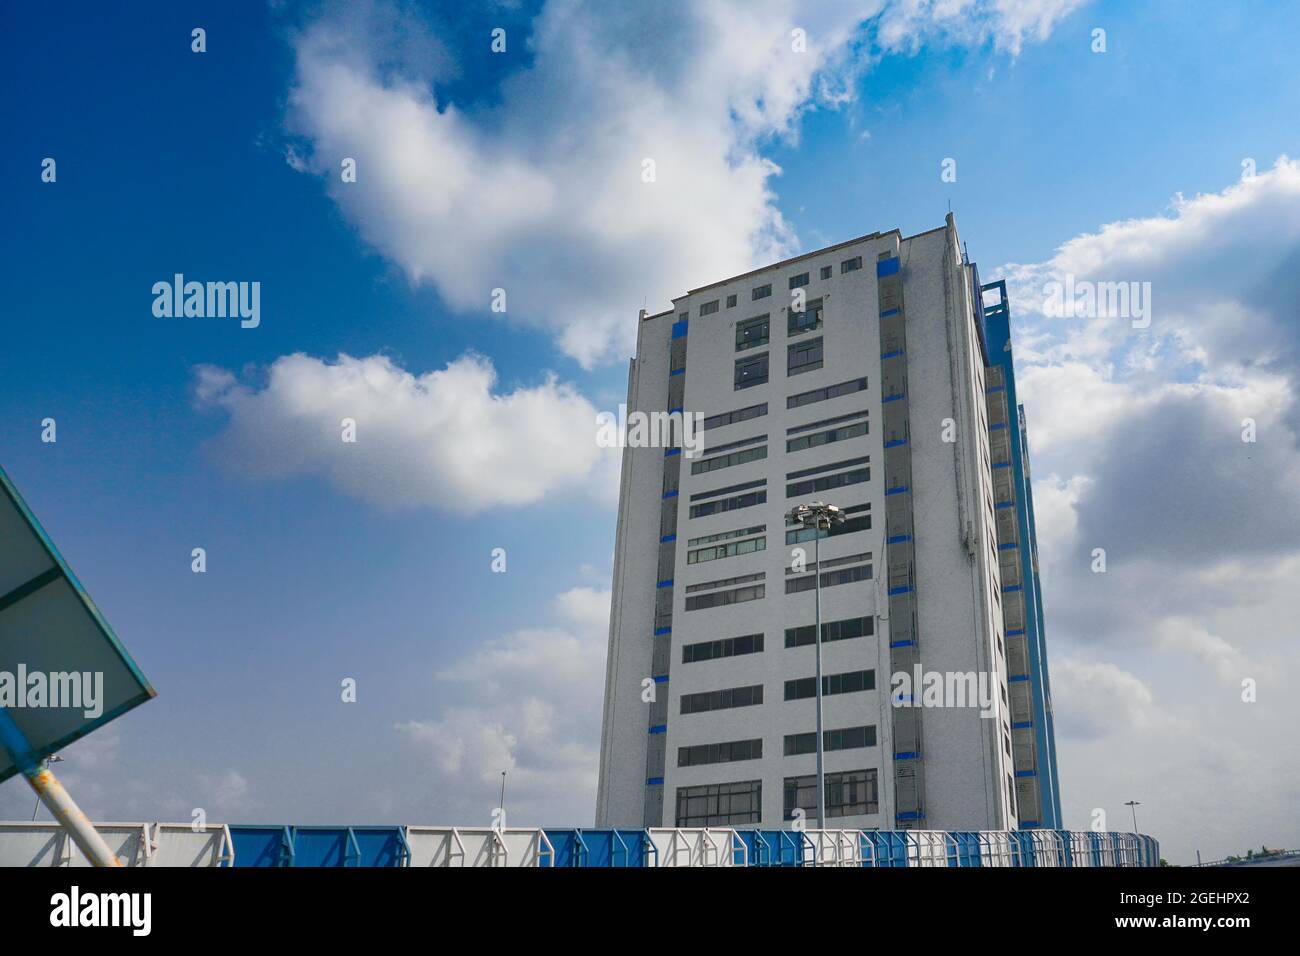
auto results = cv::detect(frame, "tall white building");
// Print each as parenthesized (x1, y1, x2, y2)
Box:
(596, 215, 1059, 832)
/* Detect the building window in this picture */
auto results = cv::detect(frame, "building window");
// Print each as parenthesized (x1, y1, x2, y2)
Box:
(699, 299, 719, 316)
(784, 725, 877, 755)
(784, 615, 874, 648)
(788, 377, 868, 409)
(784, 669, 875, 700)
(703, 402, 767, 430)
(752, 283, 772, 301)
(820, 265, 832, 280)
(678, 737, 763, 767)
(786, 420, 868, 453)
(680, 684, 764, 714)
(786, 465, 870, 499)
(682, 632, 764, 664)
(736, 314, 769, 351)
(687, 535, 766, 564)
(787, 337, 823, 377)
(690, 444, 767, 476)
(734, 353, 769, 390)
(786, 563, 871, 593)
(784, 769, 878, 820)
(841, 256, 862, 274)
(675, 780, 761, 827)
(726, 294, 737, 308)
(689, 489, 767, 518)
(684, 584, 765, 610)
(788, 272, 809, 290)
(788, 297, 823, 336)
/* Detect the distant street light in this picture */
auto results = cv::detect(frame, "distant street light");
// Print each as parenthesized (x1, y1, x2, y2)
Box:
(787, 501, 845, 830)
(1125, 800, 1141, 833)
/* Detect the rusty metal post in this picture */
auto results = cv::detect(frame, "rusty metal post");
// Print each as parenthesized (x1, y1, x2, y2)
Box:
(1, 710, 122, 867)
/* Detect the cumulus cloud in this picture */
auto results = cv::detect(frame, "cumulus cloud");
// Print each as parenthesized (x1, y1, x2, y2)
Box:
(194, 351, 618, 512)
(394, 586, 610, 826)
(998, 159, 1300, 858)
(283, 0, 1087, 365)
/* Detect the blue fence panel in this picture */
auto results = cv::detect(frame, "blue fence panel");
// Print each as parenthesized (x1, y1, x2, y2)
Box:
(613, 830, 649, 867)
(292, 827, 359, 867)
(950, 831, 982, 867)
(230, 825, 294, 867)
(352, 827, 409, 867)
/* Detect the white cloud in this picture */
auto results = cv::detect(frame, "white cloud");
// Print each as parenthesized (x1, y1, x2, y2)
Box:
(394, 586, 610, 826)
(1000, 158, 1300, 859)
(284, 0, 1086, 366)
(195, 352, 619, 512)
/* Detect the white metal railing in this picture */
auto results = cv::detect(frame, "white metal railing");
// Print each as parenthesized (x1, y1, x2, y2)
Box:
(0, 822, 1156, 868)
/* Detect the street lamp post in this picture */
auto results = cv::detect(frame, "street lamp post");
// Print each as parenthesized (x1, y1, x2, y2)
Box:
(1125, 800, 1141, 834)
(787, 501, 845, 831)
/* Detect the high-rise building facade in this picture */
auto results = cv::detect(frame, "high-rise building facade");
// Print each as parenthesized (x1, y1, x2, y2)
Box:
(596, 215, 1060, 832)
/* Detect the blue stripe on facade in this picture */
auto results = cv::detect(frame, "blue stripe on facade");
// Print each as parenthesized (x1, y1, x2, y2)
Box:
(1015, 770, 1037, 778)
(876, 257, 900, 277)
(646, 777, 664, 786)
(998, 542, 1017, 551)
(884, 438, 907, 448)
(1006, 628, 1026, 636)
(894, 751, 920, 760)
(660, 534, 676, 543)
(885, 486, 909, 495)
(879, 307, 899, 318)
(663, 448, 680, 457)
(889, 640, 914, 648)
(882, 394, 905, 403)
(880, 349, 905, 360)
(887, 534, 912, 544)
(888, 585, 913, 596)
(648, 725, 667, 734)
(653, 627, 671, 636)
(653, 674, 669, 683)
(662, 490, 678, 499)
(669, 367, 685, 376)
(1002, 584, 1023, 593)
(671, 320, 688, 339)
(1008, 674, 1029, 683)
(657, 580, 673, 588)
(1012, 721, 1033, 729)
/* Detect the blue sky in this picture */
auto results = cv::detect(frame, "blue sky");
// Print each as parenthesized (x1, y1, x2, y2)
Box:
(2, 0, 1299, 863)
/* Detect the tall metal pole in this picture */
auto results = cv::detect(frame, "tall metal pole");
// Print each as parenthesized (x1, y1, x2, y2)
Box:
(499, 771, 508, 823)
(1126, 800, 1140, 833)
(813, 525, 826, 831)
(0, 710, 120, 866)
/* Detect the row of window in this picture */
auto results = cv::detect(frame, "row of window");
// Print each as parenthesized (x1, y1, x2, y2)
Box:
(678, 737, 762, 767)
(785, 562, 872, 593)
(681, 632, 764, 664)
(690, 443, 767, 476)
(677, 726, 878, 768)
(783, 725, 877, 756)
(680, 683, 764, 715)
(784, 669, 875, 700)
(786, 465, 870, 499)
(687, 253, 866, 328)
(683, 583, 765, 611)
(699, 379, 865, 443)
(687, 524, 765, 547)
(784, 615, 874, 648)
(688, 488, 766, 519)
(686, 534, 765, 565)
(672, 768, 879, 827)
(786, 419, 868, 454)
